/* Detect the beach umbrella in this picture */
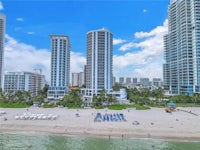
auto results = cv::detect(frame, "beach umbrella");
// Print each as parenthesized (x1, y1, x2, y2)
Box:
(168, 101, 175, 107)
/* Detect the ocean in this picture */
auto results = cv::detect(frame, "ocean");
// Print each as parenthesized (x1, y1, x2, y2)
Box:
(0, 132, 200, 150)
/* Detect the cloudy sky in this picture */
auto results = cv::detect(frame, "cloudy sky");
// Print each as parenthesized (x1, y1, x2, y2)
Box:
(0, 0, 169, 82)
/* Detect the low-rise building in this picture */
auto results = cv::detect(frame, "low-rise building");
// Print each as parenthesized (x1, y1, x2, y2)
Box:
(4, 70, 45, 96)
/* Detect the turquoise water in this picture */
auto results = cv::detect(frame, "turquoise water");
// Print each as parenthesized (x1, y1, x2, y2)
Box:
(0, 132, 200, 150)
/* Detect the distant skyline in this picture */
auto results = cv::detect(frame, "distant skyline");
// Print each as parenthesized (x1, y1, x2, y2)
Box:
(0, 0, 169, 82)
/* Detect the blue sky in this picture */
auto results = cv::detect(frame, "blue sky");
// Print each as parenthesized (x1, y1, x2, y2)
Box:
(0, 0, 170, 82)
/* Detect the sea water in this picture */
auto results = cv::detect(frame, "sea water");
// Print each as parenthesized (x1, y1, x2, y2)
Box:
(0, 132, 200, 150)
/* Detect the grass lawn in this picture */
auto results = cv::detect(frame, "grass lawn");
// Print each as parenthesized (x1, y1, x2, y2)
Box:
(0, 102, 30, 108)
(108, 104, 150, 110)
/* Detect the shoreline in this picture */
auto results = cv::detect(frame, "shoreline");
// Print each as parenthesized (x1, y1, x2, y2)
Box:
(1, 125, 200, 142)
(1, 107, 200, 142)
(1, 128, 200, 142)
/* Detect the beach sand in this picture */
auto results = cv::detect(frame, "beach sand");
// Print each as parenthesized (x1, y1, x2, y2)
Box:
(0, 107, 200, 141)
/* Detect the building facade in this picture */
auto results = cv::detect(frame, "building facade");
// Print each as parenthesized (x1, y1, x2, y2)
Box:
(82, 28, 113, 103)
(140, 78, 150, 87)
(72, 73, 79, 87)
(47, 35, 70, 100)
(72, 72, 85, 87)
(78, 72, 85, 87)
(126, 77, 132, 84)
(152, 78, 162, 87)
(163, 0, 200, 95)
(119, 77, 124, 84)
(113, 76, 116, 86)
(0, 14, 6, 88)
(132, 77, 138, 85)
(111, 88, 127, 102)
(4, 70, 45, 96)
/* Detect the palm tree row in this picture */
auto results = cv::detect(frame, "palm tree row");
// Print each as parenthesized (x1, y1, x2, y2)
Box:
(92, 89, 117, 108)
(0, 85, 49, 105)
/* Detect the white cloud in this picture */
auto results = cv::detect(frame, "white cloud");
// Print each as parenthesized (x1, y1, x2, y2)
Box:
(133, 63, 162, 79)
(0, 1, 3, 10)
(113, 38, 126, 45)
(143, 9, 147, 13)
(118, 20, 168, 52)
(135, 19, 168, 38)
(16, 18, 24, 22)
(113, 19, 168, 80)
(4, 35, 86, 83)
(119, 42, 135, 51)
(4, 35, 51, 81)
(70, 52, 86, 74)
(27, 32, 35, 35)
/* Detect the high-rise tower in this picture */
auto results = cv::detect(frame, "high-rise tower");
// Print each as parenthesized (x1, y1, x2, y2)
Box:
(47, 35, 70, 100)
(83, 28, 113, 102)
(0, 14, 6, 88)
(163, 0, 200, 95)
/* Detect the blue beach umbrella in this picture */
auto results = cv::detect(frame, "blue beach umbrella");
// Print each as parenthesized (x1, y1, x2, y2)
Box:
(168, 101, 175, 107)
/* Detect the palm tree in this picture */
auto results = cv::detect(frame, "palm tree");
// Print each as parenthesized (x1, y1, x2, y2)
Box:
(6, 90, 15, 101)
(23, 91, 31, 102)
(14, 91, 25, 102)
(0, 88, 7, 102)
(62, 90, 83, 108)
(92, 95, 99, 107)
(193, 93, 200, 105)
(107, 94, 114, 105)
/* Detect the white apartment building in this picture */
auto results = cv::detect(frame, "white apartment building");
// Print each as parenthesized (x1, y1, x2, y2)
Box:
(72, 72, 85, 87)
(78, 72, 85, 87)
(0, 14, 6, 88)
(72, 73, 79, 87)
(82, 28, 113, 104)
(152, 78, 162, 87)
(163, 0, 200, 95)
(4, 70, 45, 96)
(47, 35, 70, 100)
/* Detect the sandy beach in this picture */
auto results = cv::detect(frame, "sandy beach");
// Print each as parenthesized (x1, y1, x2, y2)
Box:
(0, 107, 200, 141)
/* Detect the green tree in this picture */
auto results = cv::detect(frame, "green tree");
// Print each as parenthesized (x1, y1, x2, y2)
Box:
(169, 95, 192, 103)
(6, 90, 15, 101)
(107, 94, 116, 105)
(92, 95, 102, 108)
(23, 91, 31, 101)
(0, 88, 7, 102)
(192, 93, 200, 104)
(112, 83, 125, 91)
(42, 84, 49, 98)
(61, 90, 83, 108)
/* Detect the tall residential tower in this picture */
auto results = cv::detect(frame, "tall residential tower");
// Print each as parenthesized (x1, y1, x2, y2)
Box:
(163, 0, 200, 95)
(47, 35, 70, 100)
(82, 28, 113, 103)
(0, 14, 6, 88)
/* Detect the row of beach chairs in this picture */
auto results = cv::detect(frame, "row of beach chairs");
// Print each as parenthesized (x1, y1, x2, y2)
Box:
(94, 113, 127, 122)
(15, 112, 58, 120)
